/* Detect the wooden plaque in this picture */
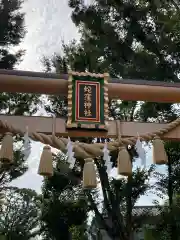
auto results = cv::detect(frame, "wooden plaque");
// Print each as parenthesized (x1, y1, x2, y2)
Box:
(66, 72, 109, 131)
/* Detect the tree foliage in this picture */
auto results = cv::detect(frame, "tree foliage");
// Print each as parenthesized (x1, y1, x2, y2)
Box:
(68, 0, 180, 79)
(85, 155, 154, 239)
(154, 141, 180, 197)
(151, 195, 180, 240)
(0, 187, 41, 240)
(0, 0, 25, 69)
(40, 154, 88, 240)
(0, 150, 28, 191)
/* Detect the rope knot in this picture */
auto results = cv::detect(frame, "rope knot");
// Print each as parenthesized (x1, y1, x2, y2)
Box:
(118, 146, 125, 151)
(84, 158, 93, 163)
(154, 135, 160, 140)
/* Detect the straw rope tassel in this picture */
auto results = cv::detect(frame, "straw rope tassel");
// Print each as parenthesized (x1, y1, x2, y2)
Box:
(117, 146, 132, 176)
(116, 120, 132, 176)
(83, 158, 97, 189)
(0, 132, 13, 163)
(38, 145, 53, 177)
(153, 136, 167, 165)
(38, 115, 56, 177)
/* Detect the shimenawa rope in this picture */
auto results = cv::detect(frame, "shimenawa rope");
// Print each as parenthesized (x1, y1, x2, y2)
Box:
(0, 118, 180, 159)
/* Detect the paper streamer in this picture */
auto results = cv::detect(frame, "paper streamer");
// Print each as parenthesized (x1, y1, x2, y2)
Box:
(103, 141, 112, 174)
(21, 127, 31, 161)
(66, 137, 76, 169)
(135, 136, 146, 167)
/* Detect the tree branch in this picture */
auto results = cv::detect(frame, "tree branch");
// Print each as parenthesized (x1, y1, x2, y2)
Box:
(86, 191, 115, 239)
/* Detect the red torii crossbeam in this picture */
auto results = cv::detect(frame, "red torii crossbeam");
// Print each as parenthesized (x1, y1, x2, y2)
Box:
(0, 69, 180, 102)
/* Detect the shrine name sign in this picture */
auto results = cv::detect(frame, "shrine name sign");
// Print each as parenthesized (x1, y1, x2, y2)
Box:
(66, 72, 109, 131)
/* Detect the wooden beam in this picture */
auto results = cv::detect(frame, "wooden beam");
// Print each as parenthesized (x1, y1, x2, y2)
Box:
(0, 115, 179, 141)
(1, 69, 180, 103)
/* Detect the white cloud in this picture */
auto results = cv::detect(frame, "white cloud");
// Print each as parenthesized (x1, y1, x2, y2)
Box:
(19, 0, 80, 71)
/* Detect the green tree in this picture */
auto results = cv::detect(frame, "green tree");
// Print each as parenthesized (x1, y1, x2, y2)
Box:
(40, 154, 88, 240)
(154, 142, 180, 199)
(151, 195, 180, 240)
(0, 149, 27, 191)
(0, 187, 42, 240)
(0, 0, 25, 69)
(152, 141, 180, 239)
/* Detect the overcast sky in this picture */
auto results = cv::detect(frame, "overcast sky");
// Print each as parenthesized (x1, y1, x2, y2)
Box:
(19, 0, 80, 71)
(12, 0, 166, 206)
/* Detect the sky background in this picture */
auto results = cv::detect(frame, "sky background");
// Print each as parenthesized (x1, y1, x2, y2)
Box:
(11, 0, 166, 206)
(19, 0, 80, 71)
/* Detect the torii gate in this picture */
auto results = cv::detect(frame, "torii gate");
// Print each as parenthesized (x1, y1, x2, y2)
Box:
(0, 69, 180, 140)
(0, 69, 180, 186)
